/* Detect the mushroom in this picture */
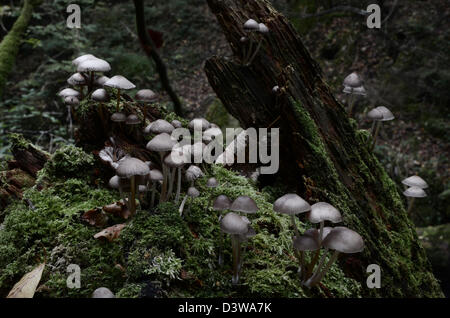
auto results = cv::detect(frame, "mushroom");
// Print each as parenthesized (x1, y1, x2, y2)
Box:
(125, 114, 140, 125)
(179, 186, 200, 216)
(242, 19, 260, 65)
(403, 186, 427, 216)
(230, 195, 258, 214)
(305, 226, 364, 287)
(144, 119, 174, 135)
(148, 169, 163, 208)
(342, 72, 365, 115)
(108, 175, 131, 210)
(305, 202, 342, 279)
(247, 22, 269, 65)
(72, 54, 97, 66)
(185, 165, 204, 186)
(366, 107, 383, 138)
(110, 112, 127, 123)
(213, 194, 232, 265)
(64, 96, 79, 107)
(293, 228, 320, 280)
(171, 120, 182, 128)
(402, 175, 428, 189)
(77, 58, 111, 92)
(104, 75, 136, 113)
(206, 177, 219, 205)
(92, 287, 115, 298)
(146, 133, 176, 202)
(220, 212, 250, 285)
(273, 193, 311, 238)
(94, 75, 110, 86)
(370, 106, 395, 150)
(115, 157, 150, 216)
(135, 89, 157, 123)
(67, 73, 87, 99)
(188, 118, 210, 132)
(58, 88, 80, 98)
(91, 88, 110, 126)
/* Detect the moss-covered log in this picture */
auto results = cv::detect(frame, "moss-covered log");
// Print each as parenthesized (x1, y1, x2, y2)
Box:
(0, 0, 39, 98)
(204, 0, 443, 297)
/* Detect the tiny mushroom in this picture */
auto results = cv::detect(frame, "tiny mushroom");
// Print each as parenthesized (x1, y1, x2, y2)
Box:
(92, 287, 115, 298)
(179, 186, 200, 216)
(273, 193, 311, 237)
(403, 186, 427, 216)
(402, 175, 428, 189)
(371, 106, 395, 150)
(104, 75, 136, 112)
(77, 58, 111, 92)
(230, 195, 258, 214)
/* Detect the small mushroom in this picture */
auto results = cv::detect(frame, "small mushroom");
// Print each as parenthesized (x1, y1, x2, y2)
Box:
(92, 88, 110, 126)
(402, 175, 428, 189)
(185, 165, 204, 186)
(213, 194, 232, 265)
(403, 186, 427, 216)
(179, 186, 200, 216)
(230, 196, 258, 214)
(188, 118, 210, 132)
(148, 169, 163, 208)
(171, 120, 182, 128)
(110, 112, 127, 123)
(164, 148, 187, 201)
(72, 54, 97, 66)
(92, 287, 115, 298)
(104, 75, 136, 112)
(293, 228, 320, 279)
(246, 22, 269, 65)
(144, 119, 174, 135)
(305, 227, 364, 287)
(115, 157, 150, 215)
(273, 193, 311, 237)
(77, 58, 111, 92)
(125, 114, 140, 125)
(220, 212, 250, 285)
(342, 72, 365, 116)
(58, 88, 80, 98)
(370, 106, 395, 150)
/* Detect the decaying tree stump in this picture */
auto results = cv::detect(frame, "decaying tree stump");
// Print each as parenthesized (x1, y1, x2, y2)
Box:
(204, 0, 442, 297)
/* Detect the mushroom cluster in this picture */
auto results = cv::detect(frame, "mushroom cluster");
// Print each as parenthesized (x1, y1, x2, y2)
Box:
(273, 193, 364, 287)
(58, 54, 159, 136)
(402, 175, 428, 217)
(241, 18, 270, 66)
(366, 106, 395, 150)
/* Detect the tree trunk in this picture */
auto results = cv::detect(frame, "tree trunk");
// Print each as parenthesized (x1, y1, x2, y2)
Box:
(204, 0, 442, 297)
(0, 0, 38, 98)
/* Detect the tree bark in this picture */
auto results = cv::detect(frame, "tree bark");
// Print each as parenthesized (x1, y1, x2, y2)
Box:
(204, 0, 442, 297)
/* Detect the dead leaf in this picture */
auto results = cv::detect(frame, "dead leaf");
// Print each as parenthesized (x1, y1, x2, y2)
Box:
(7, 263, 45, 298)
(94, 224, 126, 242)
(81, 208, 108, 227)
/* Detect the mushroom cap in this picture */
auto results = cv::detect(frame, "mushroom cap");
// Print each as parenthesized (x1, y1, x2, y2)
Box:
(293, 231, 320, 251)
(213, 195, 232, 211)
(146, 133, 176, 152)
(187, 186, 200, 198)
(138, 185, 148, 193)
(367, 108, 384, 121)
(258, 23, 269, 33)
(220, 212, 249, 235)
(273, 193, 311, 215)
(94, 75, 110, 86)
(146, 119, 174, 134)
(203, 127, 223, 143)
(104, 75, 136, 90)
(188, 118, 210, 131)
(322, 226, 364, 254)
(135, 89, 158, 102)
(125, 114, 140, 125)
(109, 175, 131, 191)
(402, 175, 428, 189)
(92, 287, 115, 298)
(243, 19, 259, 31)
(343, 72, 363, 88)
(230, 195, 258, 214)
(149, 169, 163, 181)
(272, 85, 280, 93)
(67, 73, 86, 86)
(91, 88, 109, 102)
(58, 88, 80, 98)
(185, 165, 204, 182)
(77, 58, 111, 73)
(308, 202, 342, 224)
(206, 177, 218, 188)
(164, 149, 187, 168)
(110, 112, 127, 122)
(64, 96, 79, 106)
(116, 157, 150, 178)
(171, 120, 182, 128)
(352, 86, 367, 96)
(403, 186, 427, 198)
(72, 54, 97, 66)
(374, 106, 395, 121)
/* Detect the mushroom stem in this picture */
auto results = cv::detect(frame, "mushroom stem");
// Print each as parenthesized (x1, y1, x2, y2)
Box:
(246, 39, 262, 66)
(371, 121, 382, 151)
(167, 167, 175, 200)
(243, 40, 254, 65)
(305, 249, 321, 280)
(175, 167, 182, 203)
(407, 197, 416, 216)
(231, 234, 241, 285)
(159, 153, 168, 202)
(129, 175, 137, 216)
(118, 184, 130, 211)
(238, 242, 247, 272)
(179, 195, 188, 216)
(89, 71, 94, 93)
(308, 250, 339, 287)
(290, 215, 300, 238)
(318, 221, 324, 245)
